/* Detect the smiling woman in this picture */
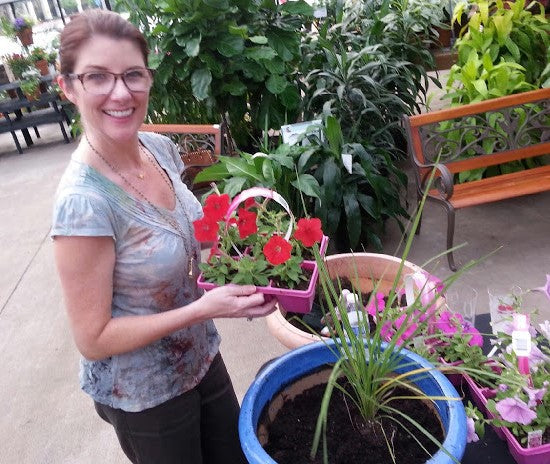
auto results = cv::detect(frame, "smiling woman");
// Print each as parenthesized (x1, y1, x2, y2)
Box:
(50, 9, 277, 464)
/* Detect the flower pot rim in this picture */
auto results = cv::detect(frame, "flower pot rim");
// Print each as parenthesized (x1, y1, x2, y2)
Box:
(239, 339, 467, 464)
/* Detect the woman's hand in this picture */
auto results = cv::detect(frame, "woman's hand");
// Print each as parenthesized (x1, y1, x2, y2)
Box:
(196, 285, 278, 320)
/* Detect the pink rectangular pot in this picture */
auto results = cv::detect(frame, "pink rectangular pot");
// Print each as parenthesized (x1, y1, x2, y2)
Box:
(464, 374, 550, 464)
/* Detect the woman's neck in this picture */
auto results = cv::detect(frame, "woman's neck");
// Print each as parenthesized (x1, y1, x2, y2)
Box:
(83, 131, 144, 172)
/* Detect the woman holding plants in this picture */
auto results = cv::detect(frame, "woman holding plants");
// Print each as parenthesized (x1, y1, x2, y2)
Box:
(51, 10, 276, 464)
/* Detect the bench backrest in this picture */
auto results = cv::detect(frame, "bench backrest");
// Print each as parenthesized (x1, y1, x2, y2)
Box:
(140, 123, 222, 159)
(404, 88, 550, 176)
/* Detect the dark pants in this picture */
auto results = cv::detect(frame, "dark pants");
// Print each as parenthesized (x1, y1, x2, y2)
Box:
(94, 353, 247, 464)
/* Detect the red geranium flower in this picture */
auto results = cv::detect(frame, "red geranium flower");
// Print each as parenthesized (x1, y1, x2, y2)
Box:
(293, 217, 323, 247)
(237, 208, 257, 239)
(203, 193, 230, 221)
(244, 198, 257, 209)
(193, 217, 219, 242)
(263, 235, 292, 265)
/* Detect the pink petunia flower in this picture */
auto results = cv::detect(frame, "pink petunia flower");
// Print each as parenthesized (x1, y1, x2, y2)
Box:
(463, 321, 483, 347)
(365, 292, 386, 317)
(394, 313, 418, 345)
(495, 397, 537, 425)
(466, 417, 479, 443)
(434, 311, 462, 336)
(523, 386, 547, 408)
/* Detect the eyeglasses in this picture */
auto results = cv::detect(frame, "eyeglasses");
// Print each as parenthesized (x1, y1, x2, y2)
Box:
(66, 68, 154, 95)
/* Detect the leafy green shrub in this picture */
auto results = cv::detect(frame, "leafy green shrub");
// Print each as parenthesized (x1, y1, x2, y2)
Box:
(116, 0, 313, 150)
(446, 0, 550, 104)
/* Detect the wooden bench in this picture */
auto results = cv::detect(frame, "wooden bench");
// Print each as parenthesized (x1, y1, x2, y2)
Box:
(140, 123, 223, 191)
(403, 87, 550, 271)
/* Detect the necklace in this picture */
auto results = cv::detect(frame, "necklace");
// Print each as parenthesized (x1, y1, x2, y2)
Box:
(85, 134, 197, 277)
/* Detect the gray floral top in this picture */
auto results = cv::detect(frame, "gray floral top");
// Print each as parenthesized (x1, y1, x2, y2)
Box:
(51, 132, 220, 412)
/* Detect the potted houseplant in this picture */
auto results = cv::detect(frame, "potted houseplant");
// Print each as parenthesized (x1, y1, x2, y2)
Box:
(20, 68, 41, 101)
(193, 187, 329, 313)
(29, 47, 50, 76)
(3, 54, 32, 80)
(239, 253, 470, 462)
(3, 17, 35, 47)
(238, 175, 474, 463)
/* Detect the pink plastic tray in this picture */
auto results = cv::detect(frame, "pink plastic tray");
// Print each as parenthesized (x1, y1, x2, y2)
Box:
(464, 374, 550, 464)
(197, 235, 329, 314)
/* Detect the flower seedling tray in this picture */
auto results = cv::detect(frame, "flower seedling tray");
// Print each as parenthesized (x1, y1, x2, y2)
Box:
(198, 260, 319, 314)
(464, 374, 550, 464)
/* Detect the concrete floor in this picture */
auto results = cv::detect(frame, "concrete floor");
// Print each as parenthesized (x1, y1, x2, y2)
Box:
(1, 121, 549, 463)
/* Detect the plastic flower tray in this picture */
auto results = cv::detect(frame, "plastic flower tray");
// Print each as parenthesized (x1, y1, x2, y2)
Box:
(464, 374, 550, 464)
(197, 235, 329, 314)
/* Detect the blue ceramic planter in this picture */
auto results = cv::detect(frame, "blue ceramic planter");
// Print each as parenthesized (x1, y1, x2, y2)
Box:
(239, 340, 467, 464)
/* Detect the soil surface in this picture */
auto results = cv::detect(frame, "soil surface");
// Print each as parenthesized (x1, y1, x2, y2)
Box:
(262, 379, 444, 464)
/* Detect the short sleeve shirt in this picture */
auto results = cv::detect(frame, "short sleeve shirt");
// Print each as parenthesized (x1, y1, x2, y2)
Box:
(51, 132, 220, 412)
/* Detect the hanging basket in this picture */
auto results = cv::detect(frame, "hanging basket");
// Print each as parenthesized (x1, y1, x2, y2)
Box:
(197, 187, 329, 314)
(16, 27, 33, 46)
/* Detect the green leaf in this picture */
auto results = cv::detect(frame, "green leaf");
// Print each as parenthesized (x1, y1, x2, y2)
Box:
(244, 46, 277, 61)
(228, 25, 248, 38)
(280, 0, 313, 15)
(504, 37, 520, 62)
(266, 30, 299, 62)
(203, 0, 229, 9)
(291, 174, 321, 199)
(261, 158, 275, 184)
(191, 68, 212, 100)
(266, 75, 288, 94)
(249, 35, 268, 44)
(343, 193, 361, 248)
(325, 116, 343, 156)
(223, 176, 248, 197)
(194, 162, 229, 182)
(263, 57, 285, 74)
(184, 36, 201, 57)
(279, 85, 300, 110)
(216, 35, 244, 57)
(148, 52, 163, 70)
(222, 78, 247, 96)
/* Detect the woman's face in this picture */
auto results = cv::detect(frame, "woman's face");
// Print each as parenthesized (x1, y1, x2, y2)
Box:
(59, 35, 150, 144)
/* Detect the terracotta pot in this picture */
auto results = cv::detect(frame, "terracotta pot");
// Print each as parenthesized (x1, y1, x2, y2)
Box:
(265, 253, 426, 349)
(34, 60, 49, 76)
(16, 27, 33, 46)
(24, 89, 41, 101)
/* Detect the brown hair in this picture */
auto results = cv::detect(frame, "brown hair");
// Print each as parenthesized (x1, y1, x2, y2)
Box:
(59, 9, 149, 75)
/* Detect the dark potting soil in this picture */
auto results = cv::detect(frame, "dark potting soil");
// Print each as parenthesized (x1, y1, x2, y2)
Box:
(262, 380, 444, 464)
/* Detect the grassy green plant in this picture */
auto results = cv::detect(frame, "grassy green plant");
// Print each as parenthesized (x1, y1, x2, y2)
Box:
(306, 162, 506, 462)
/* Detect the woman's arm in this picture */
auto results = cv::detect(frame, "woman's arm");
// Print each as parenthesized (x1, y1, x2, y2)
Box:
(54, 235, 276, 361)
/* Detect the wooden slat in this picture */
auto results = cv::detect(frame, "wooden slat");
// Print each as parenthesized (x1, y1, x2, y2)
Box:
(445, 143, 550, 173)
(140, 123, 222, 154)
(408, 88, 550, 127)
(429, 165, 550, 209)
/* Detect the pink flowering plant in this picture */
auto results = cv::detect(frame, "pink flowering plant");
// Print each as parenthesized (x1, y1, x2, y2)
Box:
(465, 276, 550, 447)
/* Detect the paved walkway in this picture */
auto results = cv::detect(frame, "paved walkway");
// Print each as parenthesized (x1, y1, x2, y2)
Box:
(1, 124, 549, 463)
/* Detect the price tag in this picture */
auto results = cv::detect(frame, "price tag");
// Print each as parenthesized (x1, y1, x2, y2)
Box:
(342, 154, 352, 174)
(527, 430, 543, 448)
(314, 7, 328, 18)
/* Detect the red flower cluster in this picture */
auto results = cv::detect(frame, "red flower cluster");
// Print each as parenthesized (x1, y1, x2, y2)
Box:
(193, 192, 324, 266)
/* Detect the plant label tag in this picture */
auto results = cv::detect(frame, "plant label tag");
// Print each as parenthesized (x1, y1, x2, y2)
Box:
(527, 430, 543, 448)
(314, 7, 327, 18)
(341, 154, 352, 174)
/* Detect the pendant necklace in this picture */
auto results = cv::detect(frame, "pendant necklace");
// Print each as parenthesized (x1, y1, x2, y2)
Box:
(85, 134, 197, 277)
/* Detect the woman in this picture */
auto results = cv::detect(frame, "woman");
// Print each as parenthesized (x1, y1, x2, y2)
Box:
(51, 9, 276, 464)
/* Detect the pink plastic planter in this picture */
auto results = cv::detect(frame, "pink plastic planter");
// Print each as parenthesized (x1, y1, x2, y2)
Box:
(197, 235, 329, 314)
(464, 374, 550, 464)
